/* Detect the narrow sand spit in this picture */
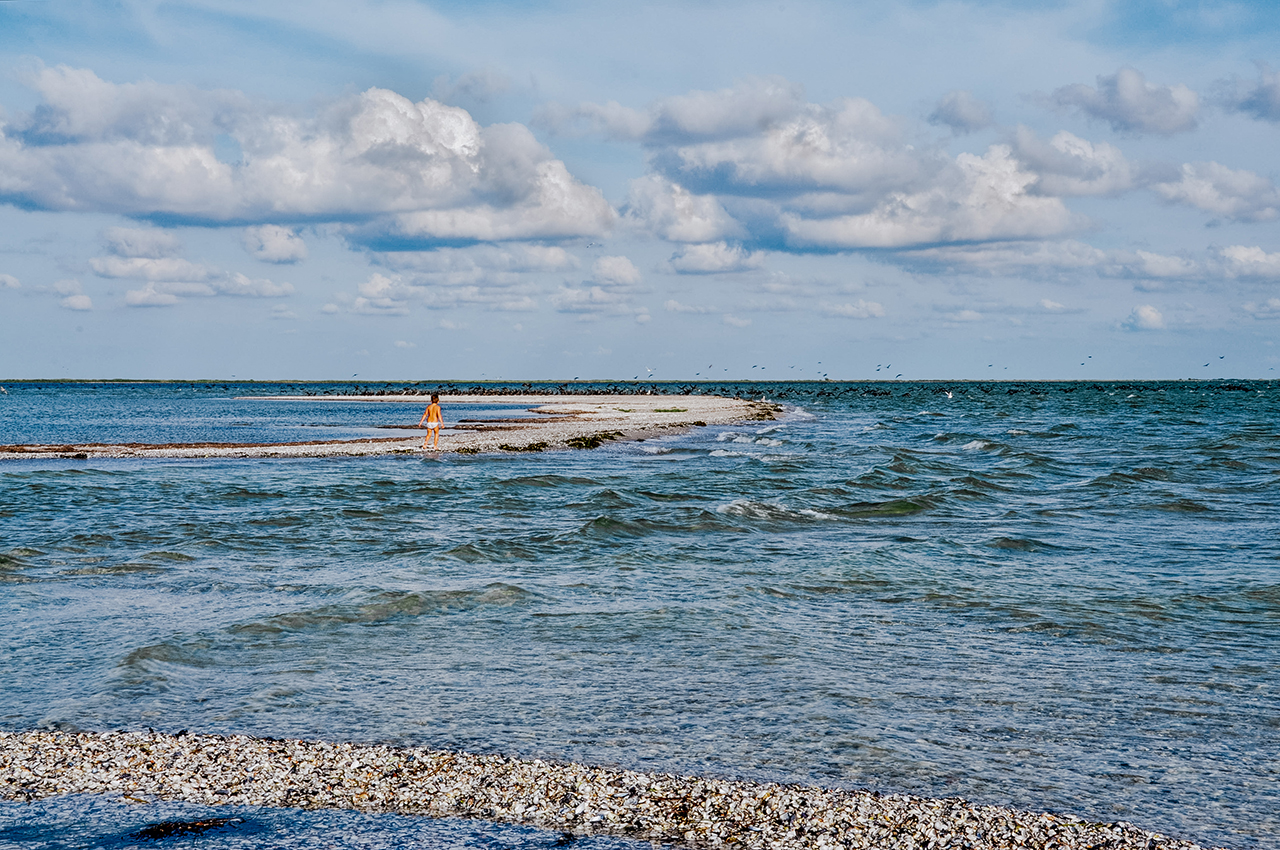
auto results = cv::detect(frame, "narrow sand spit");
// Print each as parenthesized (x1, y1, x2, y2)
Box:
(0, 731, 1218, 850)
(0, 395, 778, 460)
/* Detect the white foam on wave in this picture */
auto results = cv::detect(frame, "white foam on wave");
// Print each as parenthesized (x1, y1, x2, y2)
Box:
(716, 498, 838, 522)
(961, 439, 990, 451)
(638, 444, 673, 454)
(715, 431, 783, 448)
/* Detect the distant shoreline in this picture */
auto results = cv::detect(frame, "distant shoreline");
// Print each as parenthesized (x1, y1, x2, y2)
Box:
(0, 377, 1265, 386)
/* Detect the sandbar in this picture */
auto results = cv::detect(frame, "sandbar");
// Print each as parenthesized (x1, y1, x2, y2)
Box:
(0, 394, 779, 460)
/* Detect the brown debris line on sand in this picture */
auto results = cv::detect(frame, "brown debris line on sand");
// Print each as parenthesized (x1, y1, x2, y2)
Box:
(0, 731, 1219, 850)
(0, 395, 778, 461)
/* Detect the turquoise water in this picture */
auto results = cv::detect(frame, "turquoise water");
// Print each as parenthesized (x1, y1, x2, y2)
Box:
(1, 380, 1277, 849)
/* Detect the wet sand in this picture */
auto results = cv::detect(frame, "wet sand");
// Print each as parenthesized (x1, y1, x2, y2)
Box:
(0, 395, 779, 460)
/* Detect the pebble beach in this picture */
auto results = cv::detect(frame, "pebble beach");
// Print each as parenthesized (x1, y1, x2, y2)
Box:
(0, 730, 1219, 850)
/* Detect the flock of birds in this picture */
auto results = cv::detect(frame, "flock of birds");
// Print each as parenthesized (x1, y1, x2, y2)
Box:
(627, 354, 1241, 381)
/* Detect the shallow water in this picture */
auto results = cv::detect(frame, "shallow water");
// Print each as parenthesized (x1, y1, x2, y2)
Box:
(0, 794, 661, 849)
(1, 380, 1277, 849)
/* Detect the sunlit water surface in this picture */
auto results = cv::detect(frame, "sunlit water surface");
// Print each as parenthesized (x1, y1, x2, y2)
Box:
(1, 380, 1277, 850)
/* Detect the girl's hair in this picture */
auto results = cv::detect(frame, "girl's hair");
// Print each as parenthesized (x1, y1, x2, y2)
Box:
(431, 393, 439, 401)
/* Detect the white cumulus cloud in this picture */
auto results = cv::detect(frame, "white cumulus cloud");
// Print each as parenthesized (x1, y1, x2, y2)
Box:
(51, 279, 92, 310)
(1123, 304, 1166, 330)
(1243, 297, 1280, 318)
(591, 255, 641, 287)
(0, 274, 19, 289)
(60, 294, 93, 311)
(669, 242, 765, 274)
(1013, 128, 1132, 197)
(782, 145, 1078, 249)
(1215, 245, 1280, 279)
(102, 226, 182, 258)
(1104, 250, 1201, 282)
(1150, 162, 1279, 222)
(928, 90, 994, 134)
(1050, 67, 1199, 135)
(243, 225, 308, 263)
(623, 175, 741, 242)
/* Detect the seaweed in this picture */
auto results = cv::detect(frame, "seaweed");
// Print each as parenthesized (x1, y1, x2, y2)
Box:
(565, 431, 624, 450)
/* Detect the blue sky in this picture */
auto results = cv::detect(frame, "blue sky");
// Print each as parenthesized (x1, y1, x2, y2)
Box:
(1, 0, 1277, 380)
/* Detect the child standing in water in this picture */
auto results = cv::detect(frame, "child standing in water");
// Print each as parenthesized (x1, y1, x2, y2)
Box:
(418, 393, 443, 450)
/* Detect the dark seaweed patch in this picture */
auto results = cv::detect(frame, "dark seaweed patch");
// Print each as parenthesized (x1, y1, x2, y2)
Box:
(130, 817, 244, 840)
(565, 431, 623, 450)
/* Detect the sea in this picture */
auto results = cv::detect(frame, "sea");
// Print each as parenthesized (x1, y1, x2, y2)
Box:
(0, 380, 1276, 850)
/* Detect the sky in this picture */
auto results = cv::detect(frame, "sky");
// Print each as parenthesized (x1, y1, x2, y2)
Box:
(1, 0, 1278, 381)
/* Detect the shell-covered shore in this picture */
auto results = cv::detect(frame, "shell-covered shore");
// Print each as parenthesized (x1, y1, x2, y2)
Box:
(0, 731, 1219, 850)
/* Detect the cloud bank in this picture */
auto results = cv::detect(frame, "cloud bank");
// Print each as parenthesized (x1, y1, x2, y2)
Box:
(0, 65, 613, 245)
